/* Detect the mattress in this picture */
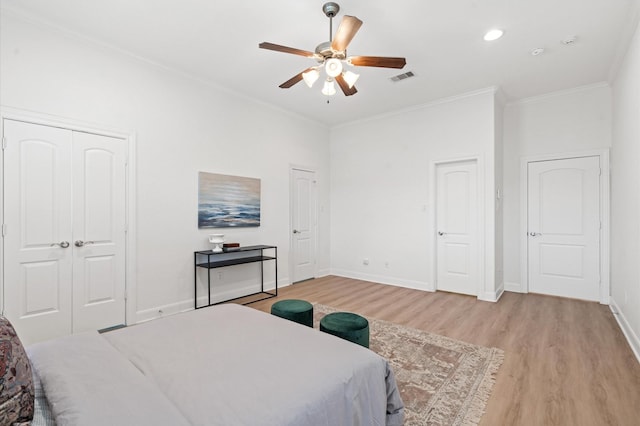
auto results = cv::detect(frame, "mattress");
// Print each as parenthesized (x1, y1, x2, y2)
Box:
(27, 304, 404, 426)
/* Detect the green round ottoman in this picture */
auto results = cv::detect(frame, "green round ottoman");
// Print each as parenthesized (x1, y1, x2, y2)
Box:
(320, 312, 369, 348)
(270, 299, 313, 327)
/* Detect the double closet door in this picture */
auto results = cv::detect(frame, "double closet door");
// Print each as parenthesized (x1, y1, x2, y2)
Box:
(3, 119, 127, 344)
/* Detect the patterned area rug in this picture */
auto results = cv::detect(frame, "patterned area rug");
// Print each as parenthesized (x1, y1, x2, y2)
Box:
(314, 304, 504, 426)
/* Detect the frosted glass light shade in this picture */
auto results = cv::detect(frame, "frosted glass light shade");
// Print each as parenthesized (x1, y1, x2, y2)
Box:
(343, 70, 360, 88)
(325, 58, 343, 78)
(302, 69, 320, 88)
(322, 78, 336, 96)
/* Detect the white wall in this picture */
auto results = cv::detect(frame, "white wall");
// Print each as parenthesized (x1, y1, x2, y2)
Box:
(329, 89, 500, 298)
(0, 12, 331, 321)
(611, 18, 640, 358)
(502, 84, 612, 292)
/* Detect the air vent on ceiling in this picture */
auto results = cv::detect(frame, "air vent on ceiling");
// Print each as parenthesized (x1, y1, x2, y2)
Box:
(390, 71, 415, 82)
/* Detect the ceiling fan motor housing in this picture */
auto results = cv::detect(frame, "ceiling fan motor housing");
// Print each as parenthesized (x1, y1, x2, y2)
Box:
(315, 41, 346, 60)
(322, 2, 340, 18)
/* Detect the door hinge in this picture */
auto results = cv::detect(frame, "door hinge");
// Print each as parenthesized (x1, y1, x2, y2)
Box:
(2, 137, 6, 150)
(1, 224, 6, 237)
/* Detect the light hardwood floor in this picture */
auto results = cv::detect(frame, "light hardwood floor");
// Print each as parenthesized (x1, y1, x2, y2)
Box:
(247, 276, 640, 426)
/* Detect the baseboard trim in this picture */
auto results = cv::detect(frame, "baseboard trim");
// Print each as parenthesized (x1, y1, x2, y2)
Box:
(135, 280, 291, 324)
(135, 299, 194, 324)
(610, 297, 640, 364)
(479, 284, 504, 302)
(316, 268, 331, 278)
(330, 269, 432, 292)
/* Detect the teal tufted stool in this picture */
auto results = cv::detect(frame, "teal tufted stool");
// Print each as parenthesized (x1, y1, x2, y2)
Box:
(270, 299, 314, 327)
(320, 312, 369, 348)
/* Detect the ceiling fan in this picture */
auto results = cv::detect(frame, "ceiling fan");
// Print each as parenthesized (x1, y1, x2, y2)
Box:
(259, 2, 406, 97)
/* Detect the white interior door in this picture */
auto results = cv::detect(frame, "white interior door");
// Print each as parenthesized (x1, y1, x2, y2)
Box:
(3, 119, 127, 344)
(72, 131, 126, 333)
(3, 120, 74, 344)
(291, 168, 316, 283)
(436, 160, 478, 296)
(527, 156, 600, 301)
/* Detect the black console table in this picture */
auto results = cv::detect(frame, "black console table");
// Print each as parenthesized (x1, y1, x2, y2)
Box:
(194, 245, 277, 309)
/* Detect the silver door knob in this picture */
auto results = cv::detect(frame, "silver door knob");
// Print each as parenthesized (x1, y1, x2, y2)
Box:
(438, 231, 446, 236)
(74, 240, 95, 247)
(529, 232, 542, 237)
(51, 241, 70, 248)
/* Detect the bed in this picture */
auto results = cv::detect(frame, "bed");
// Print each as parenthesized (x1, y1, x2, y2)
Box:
(2, 304, 404, 426)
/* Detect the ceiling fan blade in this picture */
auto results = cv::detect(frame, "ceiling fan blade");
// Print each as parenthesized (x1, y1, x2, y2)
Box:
(259, 42, 315, 58)
(278, 68, 315, 89)
(350, 56, 407, 69)
(335, 74, 357, 96)
(331, 15, 363, 52)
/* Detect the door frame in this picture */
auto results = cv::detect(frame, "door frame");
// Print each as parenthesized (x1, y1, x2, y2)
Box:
(429, 156, 484, 298)
(289, 164, 318, 284)
(0, 106, 138, 323)
(519, 149, 610, 304)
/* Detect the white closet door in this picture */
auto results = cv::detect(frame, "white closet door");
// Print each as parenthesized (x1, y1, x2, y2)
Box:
(436, 160, 479, 296)
(527, 156, 601, 301)
(72, 131, 127, 333)
(3, 120, 127, 344)
(291, 168, 316, 283)
(3, 120, 74, 344)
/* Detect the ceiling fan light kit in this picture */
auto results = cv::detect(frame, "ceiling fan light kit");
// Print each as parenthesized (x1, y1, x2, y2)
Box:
(343, 70, 359, 88)
(302, 68, 320, 88)
(259, 2, 406, 97)
(325, 58, 343, 77)
(322, 78, 337, 96)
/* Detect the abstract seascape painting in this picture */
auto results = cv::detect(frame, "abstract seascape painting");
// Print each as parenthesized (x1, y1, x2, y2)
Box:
(198, 172, 261, 228)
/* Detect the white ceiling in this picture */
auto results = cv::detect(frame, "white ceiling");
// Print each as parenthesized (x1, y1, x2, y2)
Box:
(2, 0, 639, 126)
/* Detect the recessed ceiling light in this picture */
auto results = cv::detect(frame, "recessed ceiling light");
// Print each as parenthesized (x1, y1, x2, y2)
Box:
(484, 29, 504, 41)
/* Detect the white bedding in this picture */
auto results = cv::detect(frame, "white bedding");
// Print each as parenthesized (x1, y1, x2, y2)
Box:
(28, 304, 404, 426)
(27, 333, 189, 426)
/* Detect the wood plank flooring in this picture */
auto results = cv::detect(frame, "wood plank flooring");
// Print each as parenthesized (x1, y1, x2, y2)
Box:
(247, 276, 640, 426)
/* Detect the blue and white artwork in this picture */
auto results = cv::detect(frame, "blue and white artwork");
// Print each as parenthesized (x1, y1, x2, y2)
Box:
(198, 172, 261, 228)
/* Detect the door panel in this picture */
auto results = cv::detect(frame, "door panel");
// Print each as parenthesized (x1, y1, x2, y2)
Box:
(83, 255, 116, 303)
(72, 132, 126, 333)
(436, 161, 478, 296)
(291, 169, 316, 283)
(22, 261, 62, 316)
(540, 169, 585, 234)
(3, 120, 73, 344)
(539, 244, 585, 278)
(528, 157, 600, 301)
